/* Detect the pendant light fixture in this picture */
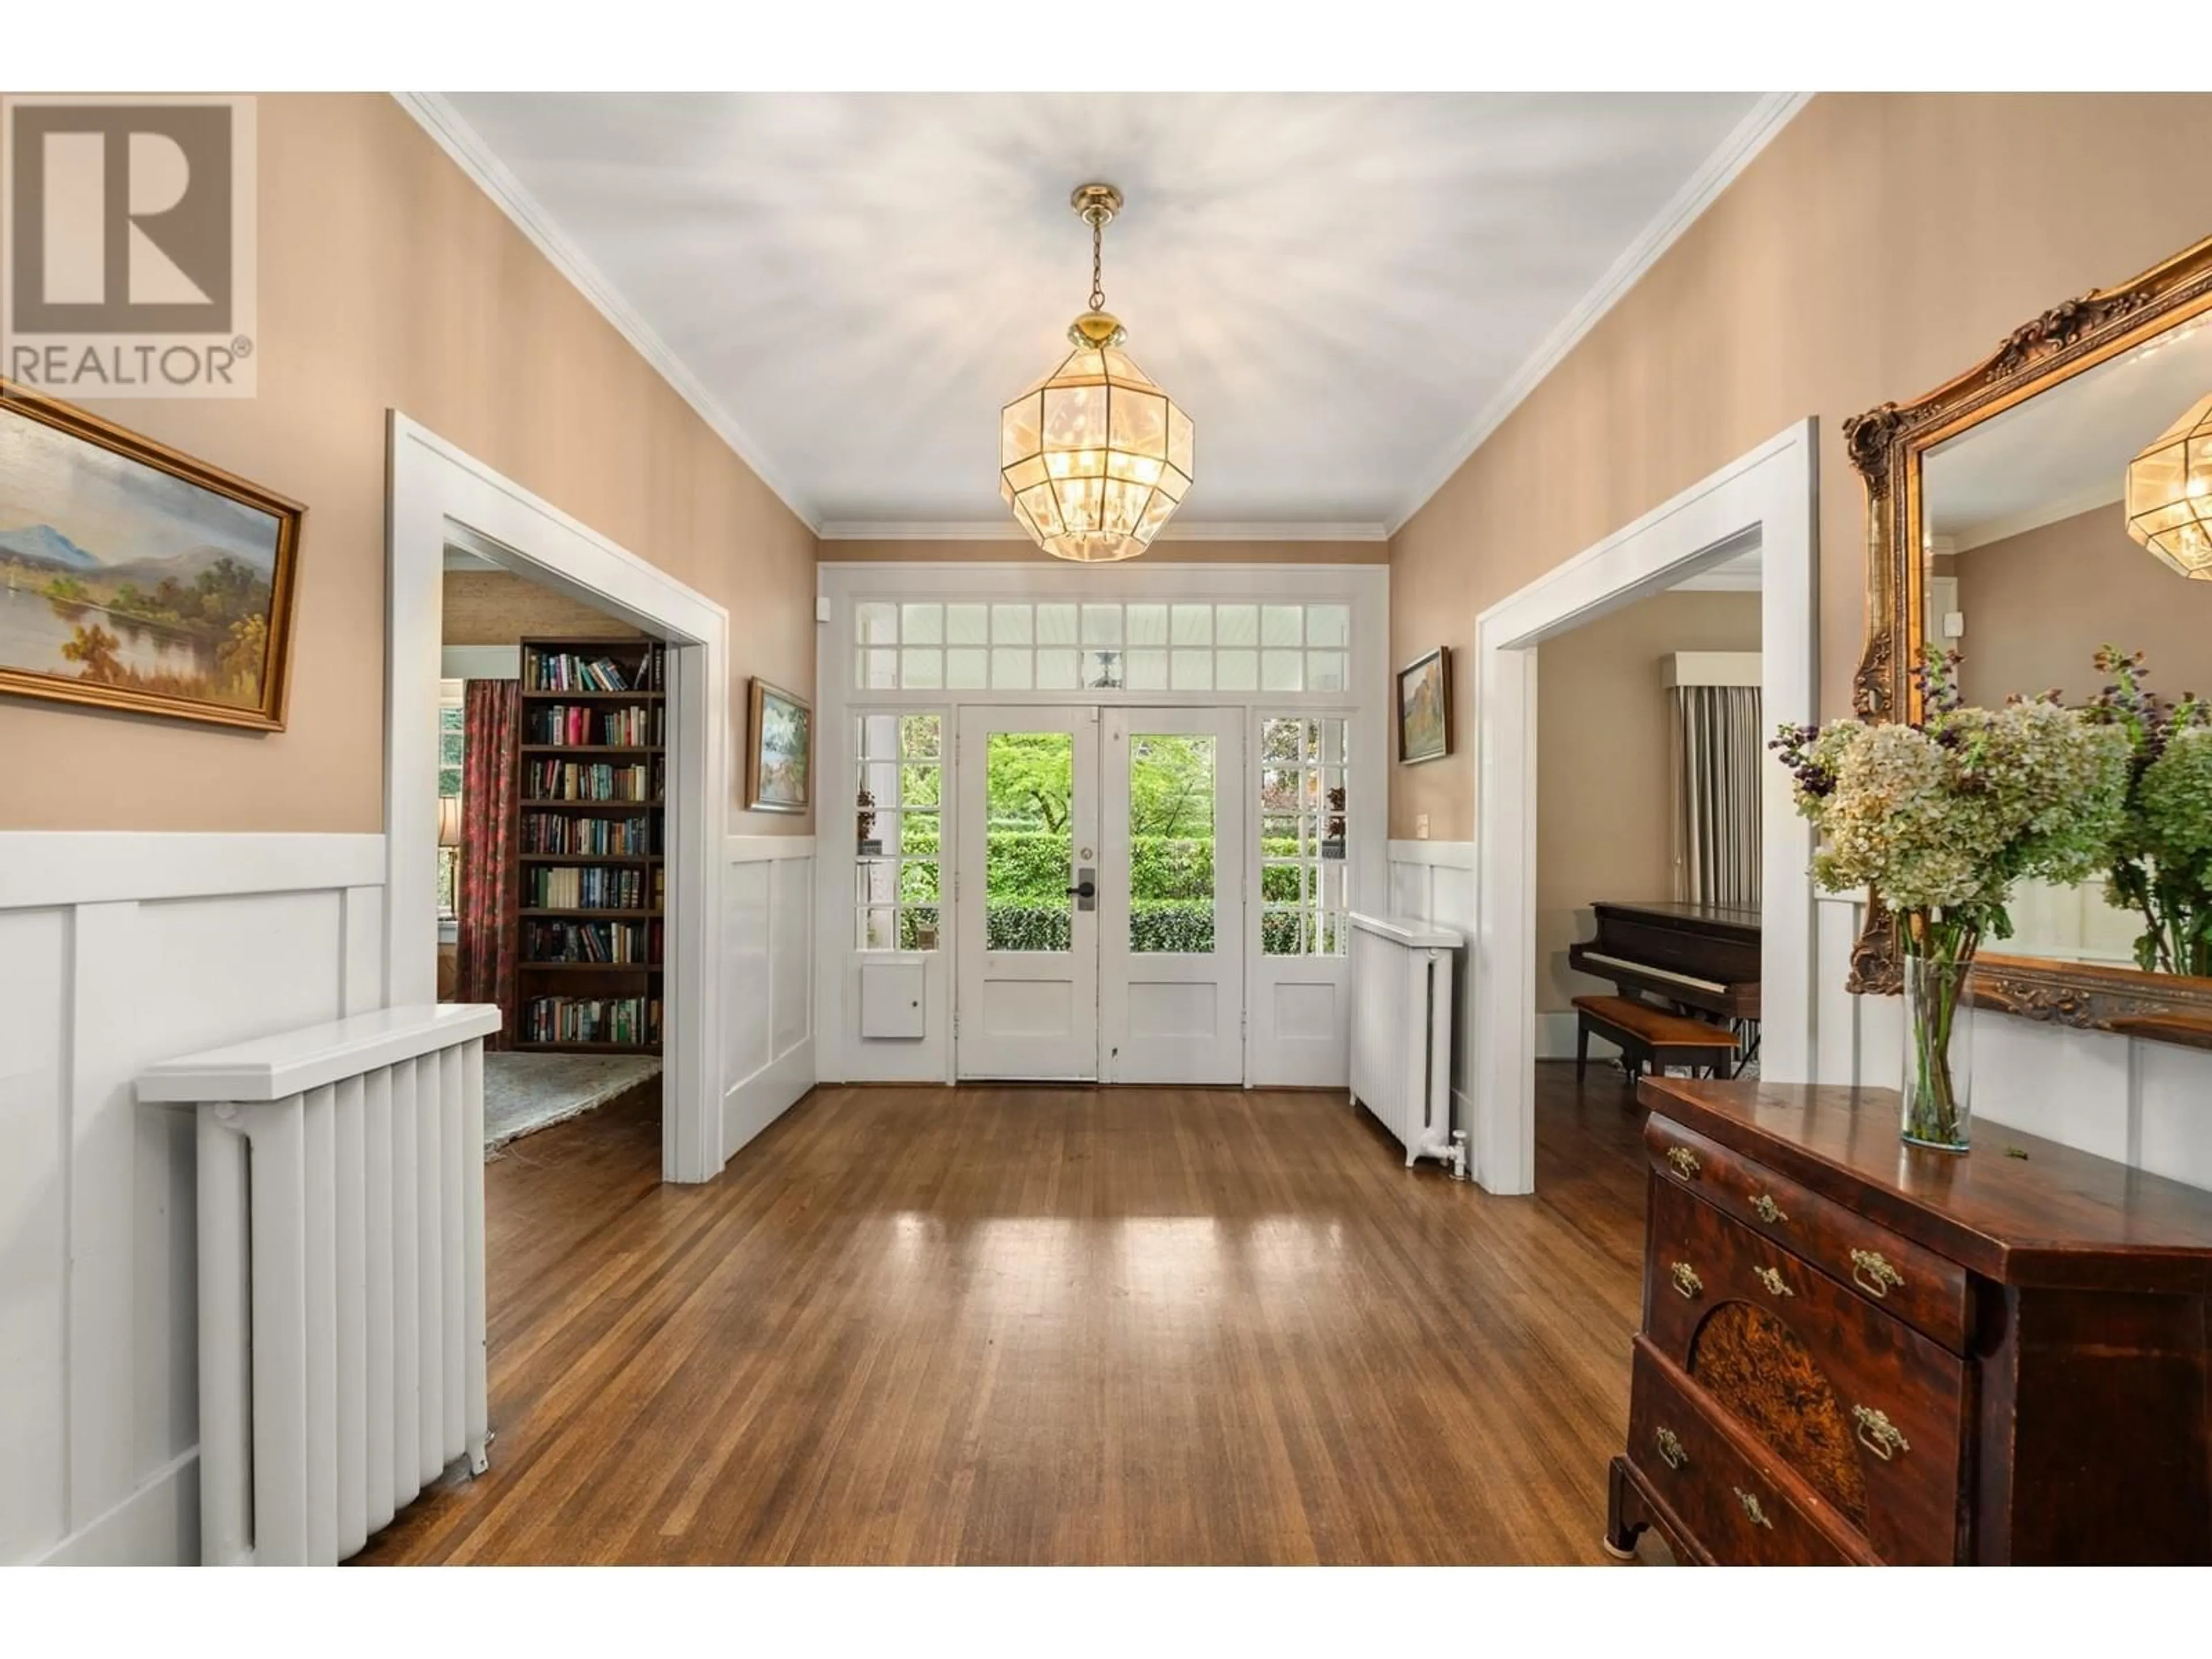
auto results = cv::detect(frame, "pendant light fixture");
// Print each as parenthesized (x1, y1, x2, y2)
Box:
(999, 183, 1194, 563)
(2126, 391, 2212, 578)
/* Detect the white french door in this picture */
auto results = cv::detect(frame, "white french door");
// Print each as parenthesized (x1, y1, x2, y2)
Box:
(1101, 708, 1245, 1084)
(953, 704, 1247, 1084)
(955, 706, 1100, 1080)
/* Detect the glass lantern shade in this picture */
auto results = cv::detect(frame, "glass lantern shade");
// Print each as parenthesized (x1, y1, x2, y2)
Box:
(2126, 390, 2212, 579)
(1000, 340, 1194, 563)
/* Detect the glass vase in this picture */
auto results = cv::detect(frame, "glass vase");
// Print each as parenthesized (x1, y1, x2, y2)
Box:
(1901, 952, 1973, 1152)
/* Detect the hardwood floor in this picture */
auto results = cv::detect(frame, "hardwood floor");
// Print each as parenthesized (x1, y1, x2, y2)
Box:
(357, 1061, 1652, 1565)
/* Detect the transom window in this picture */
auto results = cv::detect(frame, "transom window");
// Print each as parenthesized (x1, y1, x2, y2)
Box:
(855, 712, 942, 951)
(1260, 715, 1349, 956)
(854, 600, 1350, 695)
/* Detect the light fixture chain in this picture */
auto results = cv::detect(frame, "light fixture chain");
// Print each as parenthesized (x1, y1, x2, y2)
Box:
(1089, 213, 1105, 313)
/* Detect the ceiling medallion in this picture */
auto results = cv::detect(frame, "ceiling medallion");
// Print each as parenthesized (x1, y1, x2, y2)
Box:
(999, 183, 1194, 563)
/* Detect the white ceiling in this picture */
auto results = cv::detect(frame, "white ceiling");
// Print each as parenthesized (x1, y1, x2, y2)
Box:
(423, 92, 1787, 536)
(1927, 313, 2212, 551)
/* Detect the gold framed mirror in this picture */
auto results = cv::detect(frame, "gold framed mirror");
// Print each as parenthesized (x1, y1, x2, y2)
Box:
(1846, 233, 2212, 1048)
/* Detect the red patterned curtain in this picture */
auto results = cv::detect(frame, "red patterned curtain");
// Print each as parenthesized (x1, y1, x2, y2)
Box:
(456, 679, 520, 1048)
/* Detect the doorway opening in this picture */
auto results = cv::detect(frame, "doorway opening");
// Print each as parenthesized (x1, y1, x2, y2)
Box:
(951, 704, 1251, 1083)
(436, 552, 669, 1152)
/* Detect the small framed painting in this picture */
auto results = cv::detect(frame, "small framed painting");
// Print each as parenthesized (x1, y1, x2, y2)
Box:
(0, 382, 303, 730)
(746, 678, 812, 813)
(1397, 646, 1452, 764)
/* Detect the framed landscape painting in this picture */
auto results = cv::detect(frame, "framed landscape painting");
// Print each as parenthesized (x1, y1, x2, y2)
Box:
(1397, 645, 1451, 764)
(0, 384, 302, 730)
(746, 678, 812, 813)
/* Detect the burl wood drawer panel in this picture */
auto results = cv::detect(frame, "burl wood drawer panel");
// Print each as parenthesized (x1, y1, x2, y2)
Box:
(1626, 1338, 1874, 1566)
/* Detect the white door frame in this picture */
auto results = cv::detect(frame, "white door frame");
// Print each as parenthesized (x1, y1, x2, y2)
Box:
(1468, 418, 1818, 1194)
(385, 413, 730, 1183)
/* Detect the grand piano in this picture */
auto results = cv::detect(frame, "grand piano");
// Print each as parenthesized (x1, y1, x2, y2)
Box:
(1567, 899, 1761, 1033)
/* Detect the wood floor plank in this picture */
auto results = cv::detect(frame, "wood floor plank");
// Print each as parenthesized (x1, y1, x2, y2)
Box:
(355, 1062, 1652, 1565)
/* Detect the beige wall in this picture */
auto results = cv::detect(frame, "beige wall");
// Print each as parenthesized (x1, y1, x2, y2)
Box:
(440, 570, 643, 646)
(1389, 93, 2212, 840)
(0, 94, 815, 834)
(1535, 589, 1762, 1012)
(817, 537, 1385, 564)
(1955, 504, 2212, 707)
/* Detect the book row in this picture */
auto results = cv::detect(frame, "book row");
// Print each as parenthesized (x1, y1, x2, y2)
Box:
(523, 642, 665, 693)
(522, 918, 663, 965)
(520, 812, 657, 855)
(525, 864, 662, 911)
(525, 757, 663, 802)
(527, 702, 663, 747)
(522, 995, 661, 1047)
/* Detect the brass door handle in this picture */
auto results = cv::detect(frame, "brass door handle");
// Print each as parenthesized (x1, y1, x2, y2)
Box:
(1749, 1192, 1788, 1225)
(1669, 1260, 1703, 1300)
(1665, 1146, 1700, 1181)
(1734, 1487, 1775, 1530)
(1853, 1405, 1910, 1461)
(1850, 1248, 1905, 1298)
(1753, 1265, 1793, 1298)
(1654, 1426, 1688, 1471)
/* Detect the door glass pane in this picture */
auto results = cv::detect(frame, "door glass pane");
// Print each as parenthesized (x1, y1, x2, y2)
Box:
(1129, 734, 1217, 953)
(985, 732, 1073, 953)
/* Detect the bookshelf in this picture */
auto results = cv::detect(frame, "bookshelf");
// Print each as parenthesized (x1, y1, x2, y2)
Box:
(513, 636, 667, 1054)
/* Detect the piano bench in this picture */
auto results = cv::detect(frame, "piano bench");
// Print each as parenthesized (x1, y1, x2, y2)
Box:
(1571, 995, 1740, 1088)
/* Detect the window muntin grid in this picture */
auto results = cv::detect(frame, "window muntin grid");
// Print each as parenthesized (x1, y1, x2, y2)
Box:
(855, 711, 942, 951)
(1259, 714, 1349, 957)
(855, 600, 1350, 695)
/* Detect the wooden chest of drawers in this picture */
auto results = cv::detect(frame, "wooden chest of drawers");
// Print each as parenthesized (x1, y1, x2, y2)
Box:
(1609, 1078, 2212, 1566)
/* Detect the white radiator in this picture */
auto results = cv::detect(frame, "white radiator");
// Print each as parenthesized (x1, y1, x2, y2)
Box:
(138, 1003, 501, 1565)
(1348, 912, 1464, 1171)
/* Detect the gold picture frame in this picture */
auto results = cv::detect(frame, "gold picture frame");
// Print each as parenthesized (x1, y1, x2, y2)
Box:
(1397, 645, 1452, 764)
(0, 381, 303, 730)
(1843, 231, 2212, 1048)
(745, 677, 812, 814)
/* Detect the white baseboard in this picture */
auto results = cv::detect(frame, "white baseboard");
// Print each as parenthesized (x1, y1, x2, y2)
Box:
(1536, 1009, 1620, 1061)
(723, 1037, 815, 1154)
(36, 1448, 198, 1565)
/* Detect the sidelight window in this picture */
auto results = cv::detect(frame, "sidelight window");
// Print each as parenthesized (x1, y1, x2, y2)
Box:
(854, 711, 942, 950)
(1259, 714, 1349, 956)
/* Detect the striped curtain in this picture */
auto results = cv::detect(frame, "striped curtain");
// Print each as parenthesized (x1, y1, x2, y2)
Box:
(1670, 684, 1762, 908)
(456, 679, 521, 1048)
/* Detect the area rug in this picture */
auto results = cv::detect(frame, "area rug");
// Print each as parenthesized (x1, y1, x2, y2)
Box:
(483, 1052, 661, 1156)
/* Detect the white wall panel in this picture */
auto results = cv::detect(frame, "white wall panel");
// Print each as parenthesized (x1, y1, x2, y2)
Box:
(722, 842, 817, 1157)
(1815, 893, 2212, 1192)
(0, 908, 69, 1563)
(0, 836, 378, 1566)
(1384, 843, 1476, 1104)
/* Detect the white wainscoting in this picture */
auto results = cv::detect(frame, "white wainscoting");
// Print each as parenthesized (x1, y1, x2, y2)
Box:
(0, 833, 387, 1567)
(1814, 892, 2212, 1191)
(724, 838, 817, 1155)
(1384, 840, 1476, 1129)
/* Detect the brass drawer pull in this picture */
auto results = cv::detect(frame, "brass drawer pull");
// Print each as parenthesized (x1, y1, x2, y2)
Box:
(1665, 1146, 1700, 1181)
(1853, 1405, 1910, 1461)
(1670, 1260, 1704, 1300)
(1749, 1192, 1788, 1225)
(1753, 1265, 1794, 1298)
(1734, 1487, 1775, 1530)
(1850, 1248, 1906, 1298)
(1654, 1426, 1688, 1471)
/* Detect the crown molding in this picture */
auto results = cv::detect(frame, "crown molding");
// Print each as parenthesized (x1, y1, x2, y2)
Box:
(391, 92, 820, 533)
(815, 520, 1389, 542)
(1387, 91, 1813, 539)
(1950, 482, 2123, 553)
